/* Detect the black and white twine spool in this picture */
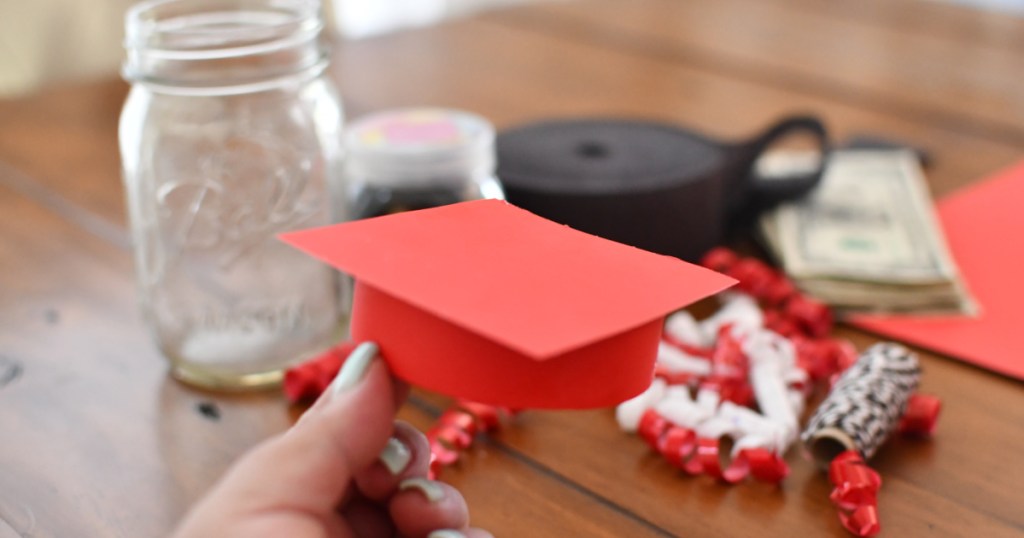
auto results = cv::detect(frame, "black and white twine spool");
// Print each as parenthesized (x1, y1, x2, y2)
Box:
(801, 343, 921, 467)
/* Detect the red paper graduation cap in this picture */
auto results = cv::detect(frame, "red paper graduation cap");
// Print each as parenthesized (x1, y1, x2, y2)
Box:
(280, 200, 734, 409)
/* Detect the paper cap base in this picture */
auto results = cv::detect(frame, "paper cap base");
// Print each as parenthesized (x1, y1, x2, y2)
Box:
(351, 282, 661, 409)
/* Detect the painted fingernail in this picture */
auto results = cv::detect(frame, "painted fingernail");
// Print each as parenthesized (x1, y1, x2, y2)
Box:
(398, 477, 445, 503)
(379, 436, 412, 475)
(329, 342, 379, 396)
(428, 530, 465, 538)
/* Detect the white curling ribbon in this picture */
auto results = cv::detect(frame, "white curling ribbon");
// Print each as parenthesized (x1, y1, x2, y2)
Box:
(695, 387, 721, 413)
(695, 415, 741, 439)
(699, 292, 763, 342)
(707, 402, 767, 438)
(722, 402, 790, 443)
(748, 337, 810, 409)
(654, 386, 715, 429)
(664, 310, 707, 347)
(732, 433, 774, 454)
(657, 341, 712, 376)
(749, 346, 799, 437)
(615, 378, 667, 432)
(725, 421, 794, 456)
(788, 389, 806, 417)
(718, 404, 791, 455)
(694, 402, 794, 455)
(717, 401, 775, 431)
(751, 369, 798, 435)
(732, 431, 789, 456)
(783, 366, 809, 386)
(743, 327, 797, 370)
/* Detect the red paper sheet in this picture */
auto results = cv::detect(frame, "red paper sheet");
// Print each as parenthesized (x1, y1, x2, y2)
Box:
(849, 161, 1024, 380)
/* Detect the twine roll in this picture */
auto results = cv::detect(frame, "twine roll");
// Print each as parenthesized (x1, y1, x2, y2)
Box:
(802, 343, 920, 467)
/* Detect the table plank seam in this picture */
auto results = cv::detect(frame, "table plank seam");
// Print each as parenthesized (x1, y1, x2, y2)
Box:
(886, 469, 1024, 532)
(405, 396, 677, 538)
(730, 0, 1024, 52)
(481, 10, 1024, 149)
(0, 160, 131, 252)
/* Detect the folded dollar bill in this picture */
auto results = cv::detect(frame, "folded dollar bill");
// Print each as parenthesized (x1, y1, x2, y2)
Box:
(758, 150, 975, 315)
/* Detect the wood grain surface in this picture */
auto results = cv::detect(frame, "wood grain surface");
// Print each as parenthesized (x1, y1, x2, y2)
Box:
(1, 1, 1022, 536)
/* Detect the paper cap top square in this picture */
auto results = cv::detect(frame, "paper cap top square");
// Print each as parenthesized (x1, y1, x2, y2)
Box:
(281, 200, 734, 408)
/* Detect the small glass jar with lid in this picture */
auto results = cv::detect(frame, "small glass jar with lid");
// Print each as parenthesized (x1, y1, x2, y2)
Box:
(342, 108, 505, 221)
(119, 0, 344, 390)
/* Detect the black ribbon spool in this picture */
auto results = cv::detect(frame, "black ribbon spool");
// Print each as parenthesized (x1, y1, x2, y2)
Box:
(496, 115, 828, 261)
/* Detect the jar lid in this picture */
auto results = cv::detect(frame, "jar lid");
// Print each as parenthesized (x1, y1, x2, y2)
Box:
(345, 108, 496, 187)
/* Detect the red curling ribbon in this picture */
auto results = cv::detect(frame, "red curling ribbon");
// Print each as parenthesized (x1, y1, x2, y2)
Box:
(828, 452, 861, 482)
(791, 336, 818, 378)
(710, 326, 749, 380)
(721, 453, 751, 484)
(744, 448, 790, 484)
(829, 467, 881, 510)
(700, 247, 740, 273)
(702, 330, 754, 406)
(899, 393, 942, 437)
(638, 409, 671, 449)
(428, 438, 461, 464)
(694, 437, 725, 480)
(729, 383, 754, 407)
(702, 247, 798, 306)
(839, 506, 881, 537)
(431, 424, 474, 450)
(764, 308, 801, 338)
(662, 332, 714, 358)
(689, 440, 788, 484)
(727, 258, 777, 299)
(428, 459, 442, 480)
(702, 377, 754, 407)
(658, 427, 697, 469)
(828, 451, 882, 536)
(788, 378, 810, 397)
(761, 275, 797, 307)
(428, 440, 461, 479)
(440, 409, 479, 438)
(458, 401, 505, 431)
(793, 336, 839, 382)
(832, 339, 859, 373)
(426, 401, 518, 478)
(653, 364, 697, 386)
(784, 294, 833, 338)
(683, 452, 705, 475)
(283, 340, 360, 402)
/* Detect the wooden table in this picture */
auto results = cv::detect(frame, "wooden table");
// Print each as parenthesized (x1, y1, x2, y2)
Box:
(2, 0, 1023, 536)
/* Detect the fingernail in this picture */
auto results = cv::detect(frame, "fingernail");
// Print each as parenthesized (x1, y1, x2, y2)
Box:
(398, 477, 445, 503)
(329, 342, 379, 396)
(428, 531, 465, 538)
(379, 436, 412, 475)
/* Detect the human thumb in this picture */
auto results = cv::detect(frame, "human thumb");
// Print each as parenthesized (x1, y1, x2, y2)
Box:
(199, 343, 399, 516)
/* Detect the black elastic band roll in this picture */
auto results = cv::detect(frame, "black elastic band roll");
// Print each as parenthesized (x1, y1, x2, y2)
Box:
(497, 119, 726, 262)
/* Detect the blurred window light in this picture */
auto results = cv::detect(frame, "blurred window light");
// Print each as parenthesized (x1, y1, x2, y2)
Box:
(329, 0, 539, 39)
(934, 0, 1024, 15)
(330, 0, 448, 39)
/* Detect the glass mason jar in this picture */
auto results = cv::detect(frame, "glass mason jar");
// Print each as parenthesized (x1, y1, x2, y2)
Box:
(343, 108, 504, 221)
(119, 0, 344, 390)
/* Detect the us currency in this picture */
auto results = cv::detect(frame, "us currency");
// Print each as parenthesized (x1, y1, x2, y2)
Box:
(758, 150, 975, 314)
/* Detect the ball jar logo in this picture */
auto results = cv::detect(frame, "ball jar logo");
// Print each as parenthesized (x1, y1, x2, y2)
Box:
(155, 135, 321, 269)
